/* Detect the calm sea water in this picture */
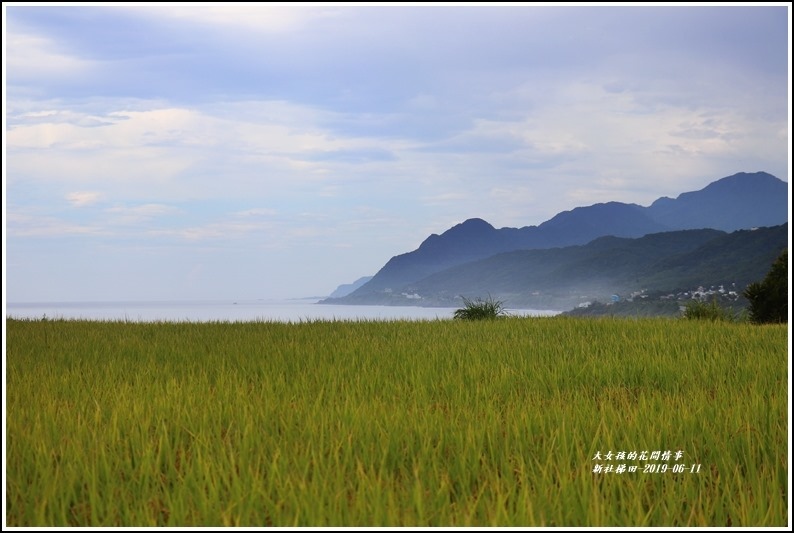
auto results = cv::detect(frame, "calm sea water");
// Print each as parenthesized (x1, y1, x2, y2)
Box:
(5, 299, 560, 323)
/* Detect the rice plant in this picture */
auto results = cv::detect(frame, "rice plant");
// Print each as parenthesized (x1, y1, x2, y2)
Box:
(5, 316, 788, 526)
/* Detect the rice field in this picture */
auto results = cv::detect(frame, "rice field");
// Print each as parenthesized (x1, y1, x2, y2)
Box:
(5, 316, 789, 526)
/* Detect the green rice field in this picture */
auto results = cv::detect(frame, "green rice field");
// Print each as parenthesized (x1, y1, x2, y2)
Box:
(5, 316, 789, 526)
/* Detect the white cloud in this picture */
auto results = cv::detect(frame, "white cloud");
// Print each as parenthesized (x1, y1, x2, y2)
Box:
(5, 31, 95, 81)
(233, 208, 278, 218)
(7, 212, 105, 238)
(105, 203, 181, 224)
(66, 191, 102, 207)
(6, 100, 419, 208)
(420, 192, 470, 207)
(146, 218, 274, 243)
(7, 102, 381, 156)
(148, 4, 338, 33)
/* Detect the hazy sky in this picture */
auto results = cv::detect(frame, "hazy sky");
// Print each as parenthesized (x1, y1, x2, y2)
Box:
(3, 3, 791, 302)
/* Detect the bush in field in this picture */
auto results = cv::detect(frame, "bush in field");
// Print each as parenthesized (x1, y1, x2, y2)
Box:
(682, 297, 738, 322)
(453, 295, 509, 320)
(743, 249, 788, 324)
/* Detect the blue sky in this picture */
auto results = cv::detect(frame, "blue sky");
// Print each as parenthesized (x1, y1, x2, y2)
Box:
(3, 3, 791, 302)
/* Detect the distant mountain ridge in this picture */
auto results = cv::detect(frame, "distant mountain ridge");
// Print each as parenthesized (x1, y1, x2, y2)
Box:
(324, 171, 788, 307)
(328, 276, 373, 298)
(351, 202, 673, 294)
(647, 171, 786, 231)
(408, 224, 788, 310)
(334, 224, 788, 311)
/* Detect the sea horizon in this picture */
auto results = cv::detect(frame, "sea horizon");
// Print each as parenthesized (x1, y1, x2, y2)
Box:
(5, 298, 561, 323)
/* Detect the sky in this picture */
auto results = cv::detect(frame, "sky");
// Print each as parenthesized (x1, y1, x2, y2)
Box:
(3, 3, 791, 302)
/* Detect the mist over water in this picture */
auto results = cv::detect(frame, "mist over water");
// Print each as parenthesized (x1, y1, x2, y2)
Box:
(5, 299, 560, 323)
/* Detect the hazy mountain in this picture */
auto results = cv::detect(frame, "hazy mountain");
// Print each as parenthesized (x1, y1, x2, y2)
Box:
(354, 218, 519, 292)
(333, 224, 787, 311)
(327, 276, 373, 298)
(534, 202, 670, 243)
(647, 171, 787, 231)
(353, 205, 671, 294)
(325, 171, 787, 304)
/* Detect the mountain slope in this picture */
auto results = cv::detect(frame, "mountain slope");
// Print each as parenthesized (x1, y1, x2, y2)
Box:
(358, 218, 513, 292)
(327, 276, 374, 298)
(324, 171, 788, 305)
(400, 224, 788, 310)
(341, 203, 673, 295)
(647, 171, 787, 231)
(534, 202, 671, 245)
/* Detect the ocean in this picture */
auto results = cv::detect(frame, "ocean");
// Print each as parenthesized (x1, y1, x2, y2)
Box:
(5, 299, 560, 323)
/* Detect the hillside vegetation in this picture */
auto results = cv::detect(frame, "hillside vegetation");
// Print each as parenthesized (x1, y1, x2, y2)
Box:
(333, 224, 788, 312)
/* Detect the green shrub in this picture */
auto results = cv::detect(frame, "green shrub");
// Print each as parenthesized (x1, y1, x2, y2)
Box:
(453, 295, 509, 320)
(682, 297, 737, 322)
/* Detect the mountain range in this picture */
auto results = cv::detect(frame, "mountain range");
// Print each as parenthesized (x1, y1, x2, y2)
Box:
(327, 276, 374, 298)
(322, 171, 789, 311)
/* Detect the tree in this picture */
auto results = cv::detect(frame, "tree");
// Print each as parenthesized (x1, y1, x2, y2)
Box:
(743, 249, 787, 324)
